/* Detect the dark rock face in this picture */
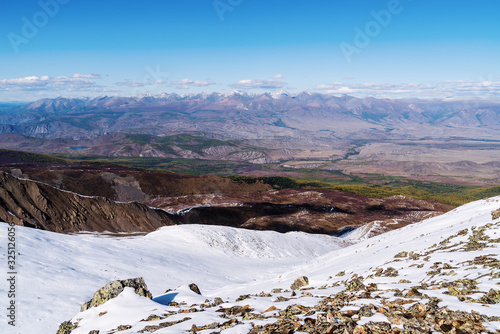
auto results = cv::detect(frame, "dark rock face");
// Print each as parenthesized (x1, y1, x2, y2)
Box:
(0, 171, 178, 233)
(80, 277, 152, 312)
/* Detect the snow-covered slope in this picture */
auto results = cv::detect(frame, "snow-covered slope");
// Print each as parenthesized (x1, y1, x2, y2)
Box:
(0, 224, 350, 333)
(2, 197, 500, 333)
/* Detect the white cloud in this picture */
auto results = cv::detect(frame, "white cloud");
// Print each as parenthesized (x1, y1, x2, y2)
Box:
(72, 73, 101, 79)
(314, 80, 500, 99)
(0, 74, 102, 92)
(230, 78, 287, 90)
(173, 78, 215, 89)
(116, 79, 168, 88)
(271, 74, 284, 79)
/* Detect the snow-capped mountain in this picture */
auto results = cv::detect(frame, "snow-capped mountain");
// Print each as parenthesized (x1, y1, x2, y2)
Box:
(1, 197, 500, 333)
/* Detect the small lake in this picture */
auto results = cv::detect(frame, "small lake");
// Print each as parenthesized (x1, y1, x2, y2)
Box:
(70, 146, 91, 151)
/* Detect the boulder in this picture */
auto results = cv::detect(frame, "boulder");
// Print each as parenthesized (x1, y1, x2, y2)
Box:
(290, 276, 309, 290)
(492, 208, 500, 220)
(80, 277, 152, 312)
(56, 320, 75, 334)
(189, 283, 201, 295)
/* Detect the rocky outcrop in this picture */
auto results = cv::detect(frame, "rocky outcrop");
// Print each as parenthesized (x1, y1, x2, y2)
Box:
(0, 171, 178, 233)
(80, 277, 152, 312)
(57, 277, 153, 334)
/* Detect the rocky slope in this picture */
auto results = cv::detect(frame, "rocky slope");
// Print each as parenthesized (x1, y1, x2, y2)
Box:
(56, 196, 500, 334)
(0, 171, 177, 233)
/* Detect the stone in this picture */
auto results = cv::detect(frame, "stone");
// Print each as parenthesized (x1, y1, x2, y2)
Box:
(188, 283, 201, 295)
(137, 317, 191, 333)
(80, 277, 152, 312)
(195, 322, 219, 331)
(394, 251, 408, 258)
(142, 314, 164, 321)
(212, 297, 224, 306)
(56, 321, 76, 334)
(353, 324, 367, 334)
(365, 321, 392, 333)
(263, 306, 277, 313)
(236, 294, 250, 301)
(116, 325, 131, 331)
(480, 289, 500, 304)
(290, 276, 309, 290)
(358, 305, 373, 317)
(492, 208, 500, 220)
(346, 276, 365, 291)
(405, 287, 422, 297)
(216, 304, 253, 317)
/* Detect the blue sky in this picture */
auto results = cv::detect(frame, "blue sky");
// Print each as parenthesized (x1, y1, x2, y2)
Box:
(1, 0, 499, 101)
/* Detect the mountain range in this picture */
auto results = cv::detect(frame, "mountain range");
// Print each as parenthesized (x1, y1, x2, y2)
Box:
(1, 93, 499, 141)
